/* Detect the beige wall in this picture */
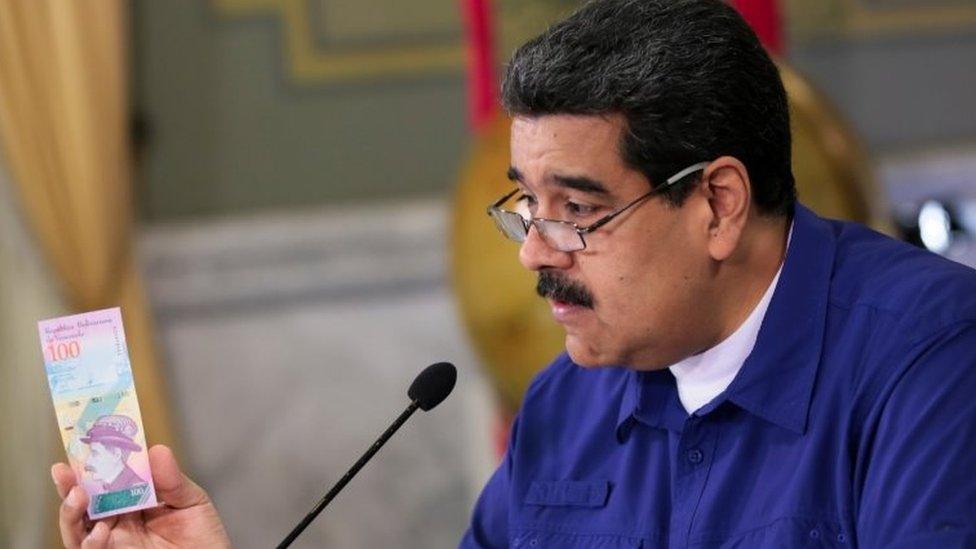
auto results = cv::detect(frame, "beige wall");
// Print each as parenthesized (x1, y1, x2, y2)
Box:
(134, 0, 469, 220)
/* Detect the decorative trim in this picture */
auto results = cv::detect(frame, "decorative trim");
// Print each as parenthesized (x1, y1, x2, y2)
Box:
(791, 0, 976, 40)
(212, 0, 464, 83)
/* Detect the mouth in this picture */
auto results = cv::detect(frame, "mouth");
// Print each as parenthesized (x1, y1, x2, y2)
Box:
(548, 299, 588, 323)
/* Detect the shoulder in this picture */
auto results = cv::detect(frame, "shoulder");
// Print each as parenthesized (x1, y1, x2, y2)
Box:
(801, 217, 976, 421)
(825, 218, 976, 335)
(814, 219, 976, 425)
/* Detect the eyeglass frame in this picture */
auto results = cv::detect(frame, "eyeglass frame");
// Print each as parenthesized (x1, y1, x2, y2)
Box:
(486, 161, 710, 251)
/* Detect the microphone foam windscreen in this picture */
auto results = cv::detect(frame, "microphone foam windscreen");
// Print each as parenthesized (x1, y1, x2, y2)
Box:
(408, 362, 457, 411)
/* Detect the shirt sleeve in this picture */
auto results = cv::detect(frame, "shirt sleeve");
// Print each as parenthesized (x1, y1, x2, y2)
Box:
(857, 321, 976, 547)
(459, 414, 520, 549)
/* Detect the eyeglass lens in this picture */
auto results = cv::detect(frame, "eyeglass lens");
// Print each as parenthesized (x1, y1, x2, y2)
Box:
(490, 210, 585, 251)
(491, 210, 528, 241)
(535, 221, 584, 251)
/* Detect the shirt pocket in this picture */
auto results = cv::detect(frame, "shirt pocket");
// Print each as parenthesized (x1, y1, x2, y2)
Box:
(525, 480, 611, 508)
(510, 530, 643, 548)
(513, 480, 644, 548)
(698, 516, 851, 548)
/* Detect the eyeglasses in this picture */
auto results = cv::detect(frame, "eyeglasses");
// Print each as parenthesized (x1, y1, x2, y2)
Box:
(486, 162, 709, 252)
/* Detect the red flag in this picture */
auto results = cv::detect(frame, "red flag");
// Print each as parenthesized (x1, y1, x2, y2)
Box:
(461, 0, 498, 132)
(730, 0, 784, 56)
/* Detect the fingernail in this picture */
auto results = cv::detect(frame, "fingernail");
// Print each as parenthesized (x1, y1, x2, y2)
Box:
(90, 521, 108, 537)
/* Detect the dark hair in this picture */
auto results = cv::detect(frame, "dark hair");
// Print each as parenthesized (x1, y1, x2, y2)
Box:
(502, 0, 795, 216)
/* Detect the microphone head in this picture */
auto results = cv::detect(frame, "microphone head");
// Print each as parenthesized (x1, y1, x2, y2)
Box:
(408, 362, 457, 411)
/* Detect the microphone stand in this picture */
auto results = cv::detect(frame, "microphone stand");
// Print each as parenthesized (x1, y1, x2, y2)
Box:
(276, 400, 421, 549)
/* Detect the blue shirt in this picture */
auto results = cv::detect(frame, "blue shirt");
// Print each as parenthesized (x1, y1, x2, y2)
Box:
(461, 204, 976, 548)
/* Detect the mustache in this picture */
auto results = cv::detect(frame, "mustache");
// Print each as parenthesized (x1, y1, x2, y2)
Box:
(537, 271, 594, 308)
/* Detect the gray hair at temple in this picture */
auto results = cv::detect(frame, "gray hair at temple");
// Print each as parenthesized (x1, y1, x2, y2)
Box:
(501, 0, 796, 217)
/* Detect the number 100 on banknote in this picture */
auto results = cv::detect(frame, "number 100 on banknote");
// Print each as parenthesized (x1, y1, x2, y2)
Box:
(38, 307, 158, 519)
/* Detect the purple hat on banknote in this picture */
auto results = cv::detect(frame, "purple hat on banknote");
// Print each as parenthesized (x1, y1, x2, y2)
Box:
(81, 414, 142, 452)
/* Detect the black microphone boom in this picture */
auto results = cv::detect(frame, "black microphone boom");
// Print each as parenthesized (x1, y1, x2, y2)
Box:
(276, 362, 457, 549)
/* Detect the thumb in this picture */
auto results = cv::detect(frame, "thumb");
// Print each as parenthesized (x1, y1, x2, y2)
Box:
(149, 445, 210, 509)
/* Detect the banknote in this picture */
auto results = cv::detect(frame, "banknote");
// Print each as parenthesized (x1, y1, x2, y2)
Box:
(39, 307, 157, 519)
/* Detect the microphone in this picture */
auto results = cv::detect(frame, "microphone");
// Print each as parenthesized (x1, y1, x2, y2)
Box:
(276, 362, 457, 549)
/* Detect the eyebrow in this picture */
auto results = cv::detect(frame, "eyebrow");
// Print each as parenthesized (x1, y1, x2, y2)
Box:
(507, 167, 610, 196)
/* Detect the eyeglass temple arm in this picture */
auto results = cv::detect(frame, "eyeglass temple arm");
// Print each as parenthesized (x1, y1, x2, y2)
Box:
(486, 188, 520, 215)
(666, 162, 709, 185)
(578, 161, 709, 235)
(578, 192, 651, 234)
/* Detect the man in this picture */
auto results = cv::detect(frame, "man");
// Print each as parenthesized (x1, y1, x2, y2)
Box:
(53, 0, 976, 547)
(460, 1, 976, 546)
(81, 415, 150, 494)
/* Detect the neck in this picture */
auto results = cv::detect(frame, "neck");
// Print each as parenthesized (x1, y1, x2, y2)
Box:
(707, 214, 790, 349)
(101, 460, 126, 485)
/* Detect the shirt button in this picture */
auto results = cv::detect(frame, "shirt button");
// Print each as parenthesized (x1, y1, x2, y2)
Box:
(837, 533, 847, 543)
(809, 529, 820, 539)
(686, 448, 704, 464)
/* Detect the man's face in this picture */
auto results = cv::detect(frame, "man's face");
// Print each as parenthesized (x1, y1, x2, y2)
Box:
(85, 441, 122, 482)
(510, 114, 714, 368)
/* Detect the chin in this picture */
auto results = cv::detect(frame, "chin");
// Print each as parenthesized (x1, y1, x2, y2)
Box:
(565, 336, 619, 368)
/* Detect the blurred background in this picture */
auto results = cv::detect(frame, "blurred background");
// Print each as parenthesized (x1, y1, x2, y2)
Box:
(1, 0, 974, 547)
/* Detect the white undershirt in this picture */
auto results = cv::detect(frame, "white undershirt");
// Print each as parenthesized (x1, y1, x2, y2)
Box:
(669, 227, 792, 414)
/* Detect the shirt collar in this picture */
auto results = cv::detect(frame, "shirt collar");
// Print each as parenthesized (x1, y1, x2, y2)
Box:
(616, 368, 686, 441)
(669, 258, 784, 414)
(616, 368, 640, 437)
(615, 203, 835, 438)
(725, 203, 834, 434)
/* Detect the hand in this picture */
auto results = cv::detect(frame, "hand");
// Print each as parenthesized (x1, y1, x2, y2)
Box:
(52, 444, 231, 548)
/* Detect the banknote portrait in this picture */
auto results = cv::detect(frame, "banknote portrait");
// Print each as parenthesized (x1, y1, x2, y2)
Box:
(80, 414, 148, 494)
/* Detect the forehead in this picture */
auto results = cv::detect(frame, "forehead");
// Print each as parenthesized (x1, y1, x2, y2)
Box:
(509, 114, 642, 193)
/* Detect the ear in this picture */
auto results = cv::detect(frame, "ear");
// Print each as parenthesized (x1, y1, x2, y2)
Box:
(700, 156, 751, 261)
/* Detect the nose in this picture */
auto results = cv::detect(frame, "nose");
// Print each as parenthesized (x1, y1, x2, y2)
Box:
(519, 223, 574, 272)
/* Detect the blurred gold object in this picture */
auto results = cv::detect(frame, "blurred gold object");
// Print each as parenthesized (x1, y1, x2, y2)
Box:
(779, 63, 888, 232)
(451, 64, 884, 412)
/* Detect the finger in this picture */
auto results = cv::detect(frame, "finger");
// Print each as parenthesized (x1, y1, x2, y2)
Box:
(148, 445, 210, 509)
(80, 521, 109, 549)
(59, 486, 89, 549)
(51, 462, 78, 500)
(102, 515, 120, 529)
